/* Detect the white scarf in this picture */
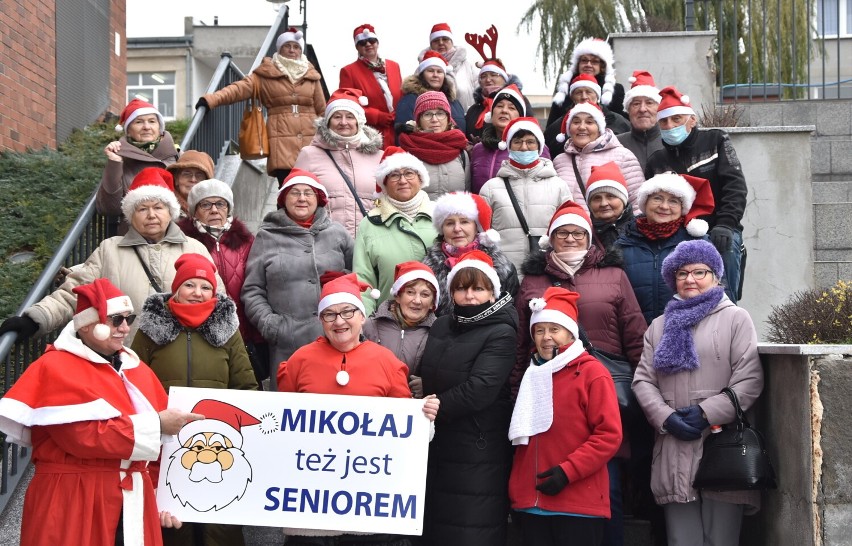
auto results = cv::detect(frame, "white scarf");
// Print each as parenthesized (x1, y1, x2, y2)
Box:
(551, 249, 589, 277)
(272, 53, 310, 82)
(509, 338, 586, 445)
(384, 190, 428, 222)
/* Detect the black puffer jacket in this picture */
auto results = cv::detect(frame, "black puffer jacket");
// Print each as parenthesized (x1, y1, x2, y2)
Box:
(419, 293, 518, 546)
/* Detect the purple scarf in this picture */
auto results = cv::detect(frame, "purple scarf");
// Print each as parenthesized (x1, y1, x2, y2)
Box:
(653, 286, 725, 375)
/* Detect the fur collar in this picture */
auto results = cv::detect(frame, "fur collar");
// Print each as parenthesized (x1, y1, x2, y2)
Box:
(177, 216, 253, 251)
(401, 74, 457, 102)
(136, 292, 238, 347)
(313, 120, 383, 153)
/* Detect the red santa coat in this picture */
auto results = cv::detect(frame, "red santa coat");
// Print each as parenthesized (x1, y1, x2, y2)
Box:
(0, 323, 169, 546)
(338, 59, 402, 150)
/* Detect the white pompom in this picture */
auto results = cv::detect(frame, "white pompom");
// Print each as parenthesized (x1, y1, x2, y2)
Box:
(529, 298, 546, 312)
(686, 218, 709, 237)
(601, 90, 613, 106)
(115, 124, 123, 132)
(93, 323, 111, 341)
(498, 140, 507, 150)
(484, 112, 492, 124)
(369, 288, 381, 299)
(295, 31, 304, 40)
(629, 76, 637, 83)
(556, 133, 566, 144)
(538, 234, 551, 250)
(552, 91, 566, 107)
(681, 95, 690, 104)
(478, 229, 501, 246)
(359, 96, 369, 106)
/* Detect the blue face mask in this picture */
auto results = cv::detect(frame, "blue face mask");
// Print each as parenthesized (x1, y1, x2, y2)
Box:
(508, 149, 540, 165)
(661, 123, 690, 146)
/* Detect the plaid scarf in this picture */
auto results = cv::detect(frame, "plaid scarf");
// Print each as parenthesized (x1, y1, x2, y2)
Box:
(636, 216, 684, 240)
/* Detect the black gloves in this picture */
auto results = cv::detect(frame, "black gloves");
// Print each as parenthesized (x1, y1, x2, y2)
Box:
(677, 405, 710, 431)
(0, 315, 39, 340)
(535, 466, 569, 496)
(195, 97, 209, 110)
(709, 225, 734, 254)
(664, 412, 703, 441)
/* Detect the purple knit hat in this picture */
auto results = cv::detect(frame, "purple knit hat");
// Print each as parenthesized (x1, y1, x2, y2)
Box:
(661, 239, 724, 290)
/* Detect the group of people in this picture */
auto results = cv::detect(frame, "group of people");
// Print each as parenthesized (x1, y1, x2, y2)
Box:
(0, 20, 761, 546)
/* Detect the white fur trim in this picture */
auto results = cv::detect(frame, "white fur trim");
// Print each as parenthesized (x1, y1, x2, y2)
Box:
(569, 79, 601, 98)
(479, 64, 508, 81)
(123, 107, 164, 135)
(657, 105, 695, 120)
(548, 213, 592, 240)
(391, 270, 440, 307)
(129, 413, 162, 461)
(121, 467, 145, 546)
(430, 30, 453, 41)
(585, 180, 629, 204)
(276, 30, 304, 51)
(178, 418, 242, 449)
(417, 57, 448, 74)
(559, 38, 616, 106)
(317, 293, 366, 316)
(529, 308, 579, 338)
(121, 185, 181, 222)
(432, 193, 479, 231)
(446, 259, 501, 295)
(279, 176, 329, 199)
(636, 172, 696, 213)
(354, 29, 378, 43)
(375, 153, 430, 188)
(73, 295, 134, 331)
(504, 120, 544, 151)
(686, 218, 709, 237)
(624, 85, 662, 107)
(567, 103, 606, 134)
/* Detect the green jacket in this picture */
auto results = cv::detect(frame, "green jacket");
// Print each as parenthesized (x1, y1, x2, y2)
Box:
(353, 193, 437, 315)
(131, 293, 258, 392)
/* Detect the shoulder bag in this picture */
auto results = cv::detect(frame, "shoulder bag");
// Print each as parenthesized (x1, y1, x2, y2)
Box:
(239, 75, 269, 160)
(692, 387, 777, 491)
(577, 325, 641, 426)
(133, 247, 163, 293)
(570, 155, 588, 196)
(323, 149, 368, 218)
(501, 177, 540, 254)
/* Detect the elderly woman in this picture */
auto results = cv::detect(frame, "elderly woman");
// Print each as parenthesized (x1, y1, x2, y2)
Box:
(293, 88, 383, 238)
(419, 250, 518, 545)
(242, 169, 353, 389)
(166, 150, 215, 218)
(197, 28, 325, 183)
(96, 98, 180, 218)
(363, 261, 440, 398)
(632, 240, 764, 545)
(509, 287, 622, 546)
(420, 23, 479, 111)
(278, 272, 439, 545)
(0, 168, 220, 345)
(615, 173, 715, 324)
(584, 161, 636, 251)
(553, 103, 644, 214)
(479, 117, 571, 272)
(398, 91, 470, 199)
(353, 147, 436, 316)
(178, 179, 267, 385)
(395, 51, 466, 139)
(422, 191, 518, 316)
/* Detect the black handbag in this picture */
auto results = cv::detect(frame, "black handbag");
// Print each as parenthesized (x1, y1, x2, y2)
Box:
(693, 387, 777, 491)
(577, 326, 641, 425)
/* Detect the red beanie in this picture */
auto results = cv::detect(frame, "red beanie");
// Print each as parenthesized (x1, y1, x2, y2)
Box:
(171, 253, 217, 293)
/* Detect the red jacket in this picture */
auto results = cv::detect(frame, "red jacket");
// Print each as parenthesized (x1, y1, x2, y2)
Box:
(339, 59, 402, 149)
(508, 351, 622, 517)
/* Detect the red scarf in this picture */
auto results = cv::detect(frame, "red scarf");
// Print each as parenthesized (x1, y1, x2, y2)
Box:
(508, 158, 541, 170)
(295, 214, 315, 229)
(475, 97, 494, 129)
(442, 240, 481, 268)
(399, 129, 468, 165)
(359, 57, 386, 74)
(636, 216, 684, 240)
(168, 297, 217, 329)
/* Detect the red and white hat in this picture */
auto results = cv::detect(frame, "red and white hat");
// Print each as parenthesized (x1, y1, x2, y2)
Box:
(276, 27, 304, 51)
(432, 191, 501, 246)
(374, 146, 430, 195)
(656, 86, 695, 121)
(541, 200, 592, 250)
(585, 161, 629, 206)
(556, 102, 606, 144)
(417, 50, 452, 75)
(529, 286, 580, 338)
(391, 261, 441, 308)
(478, 59, 509, 81)
(72, 278, 134, 340)
(171, 253, 217, 293)
(498, 116, 544, 152)
(116, 98, 164, 134)
(568, 74, 601, 99)
(278, 168, 329, 208)
(178, 399, 261, 450)
(325, 88, 368, 126)
(446, 250, 501, 295)
(318, 272, 380, 316)
(636, 173, 715, 236)
(623, 70, 661, 107)
(429, 23, 454, 43)
(120, 167, 180, 221)
(484, 84, 525, 123)
(553, 38, 616, 107)
(353, 24, 378, 44)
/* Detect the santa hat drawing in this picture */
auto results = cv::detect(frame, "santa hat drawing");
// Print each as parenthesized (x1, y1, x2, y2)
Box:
(178, 399, 261, 450)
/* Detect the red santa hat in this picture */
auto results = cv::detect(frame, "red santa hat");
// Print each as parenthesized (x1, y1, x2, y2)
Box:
(541, 200, 593, 250)
(72, 278, 134, 340)
(656, 85, 695, 121)
(318, 272, 380, 316)
(115, 98, 165, 134)
(391, 261, 441, 308)
(478, 59, 509, 81)
(446, 250, 502, 295)
(353, 24, 379, 44)
(417, 50, 452, 75)
(635, 173, 715, 236)
(484, 84, 525, 123)
(325, 88, 368, 127)
(277, 168, 329, 208)
(374, 146, 430, 196)
(120, 167, 180, 221)
(498, 116, 544, 152)
(553, 38, 616, 107)
(623, 70, 661, 107)
(568, 74, 601, 99)
(429, 23, 454, 43)
(556, 102, 606, 144)
(585, 161, 629, 207)
(178, 399, 261, 450)
(276, 27, 304, 51)
(432, 191, 501, 246)
(528, 286, 581, 338)
(171, 253, 217, 293)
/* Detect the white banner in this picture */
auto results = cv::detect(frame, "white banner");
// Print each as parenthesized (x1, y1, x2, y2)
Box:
(156, 387, 430, 535)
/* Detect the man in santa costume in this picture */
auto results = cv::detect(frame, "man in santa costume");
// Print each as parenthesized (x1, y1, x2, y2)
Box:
(0, 278, 203, 546)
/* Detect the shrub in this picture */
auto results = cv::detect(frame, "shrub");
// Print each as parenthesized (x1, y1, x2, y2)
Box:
(765, 280, 852, 344)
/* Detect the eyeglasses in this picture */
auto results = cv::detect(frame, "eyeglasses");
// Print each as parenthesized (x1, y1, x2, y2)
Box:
(197, 200, 229, 211)
(421, 110, 448, 120)
(511, 138, 540, 149)
(648, 195, 683, 207)
(675, 269, 714, 281)
(578, 56, 602, 65)
(357, 38, 378, 47)
(553, 229, 588, 241)
(107, 314, 137, 327)
(288, 190, 317, 199)
(320, 307, 360, 322)
(177, 170, 206, 181)
(386, 170, 420, 183)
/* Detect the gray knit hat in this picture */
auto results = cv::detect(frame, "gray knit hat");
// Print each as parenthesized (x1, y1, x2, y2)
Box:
(187, 179, 234, 216)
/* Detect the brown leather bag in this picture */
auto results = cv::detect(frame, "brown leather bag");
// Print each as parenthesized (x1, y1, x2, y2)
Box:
(239, 75, 269, 160)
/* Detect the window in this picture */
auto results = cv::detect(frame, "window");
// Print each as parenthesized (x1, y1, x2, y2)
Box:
(817, 0, 852, 36)
(127, 72, 176, 119)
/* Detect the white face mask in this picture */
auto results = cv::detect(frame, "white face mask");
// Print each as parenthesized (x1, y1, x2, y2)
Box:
(661, 123, 690, 145)
(508, 149, 540, 165)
